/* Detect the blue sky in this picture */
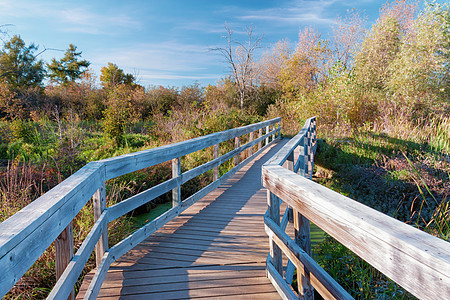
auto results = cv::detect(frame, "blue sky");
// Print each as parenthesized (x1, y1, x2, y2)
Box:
(0, 0, 432, 88)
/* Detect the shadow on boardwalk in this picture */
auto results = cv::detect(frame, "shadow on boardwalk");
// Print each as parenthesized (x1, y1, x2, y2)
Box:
(78, 139, 288, 299)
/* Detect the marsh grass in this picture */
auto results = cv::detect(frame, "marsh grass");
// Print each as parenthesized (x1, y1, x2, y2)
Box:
(311, 113, 449, 299)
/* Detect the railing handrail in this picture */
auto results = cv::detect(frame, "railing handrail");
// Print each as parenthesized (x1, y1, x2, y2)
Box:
(263, 117, 450, 300)
(0, 117, 281, 299)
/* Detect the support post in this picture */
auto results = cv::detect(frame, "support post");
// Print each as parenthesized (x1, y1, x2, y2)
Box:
(267, 191, 282, 274)
(213, 143, 219, 181)
(234, 136, 240, 166)
(294, 210, 314, 299)
(55, 223, 74, 300)
(93, 182, 108, 267)
(278, 121, 282, 139)
(258, 128, 262, 150)
(172, 157, 181, 207)
(286, 151, 294, 223)
(249, 131, 254, 157)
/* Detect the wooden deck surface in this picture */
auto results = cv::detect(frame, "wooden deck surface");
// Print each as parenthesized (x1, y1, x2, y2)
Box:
(77, 140, 288, 299)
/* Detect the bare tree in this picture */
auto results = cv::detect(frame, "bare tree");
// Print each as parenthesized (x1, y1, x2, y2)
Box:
(212, 24, 263, 109)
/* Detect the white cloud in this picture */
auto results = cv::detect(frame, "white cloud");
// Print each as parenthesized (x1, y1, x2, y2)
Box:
(0, 1, 140, 35)
(90, 40, 223, 86)
(237, 0, 337, 25)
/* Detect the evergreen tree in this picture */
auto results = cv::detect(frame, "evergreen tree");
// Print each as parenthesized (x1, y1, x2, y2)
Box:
(0, 35, 45, 88)
(47, 44, 90, 84)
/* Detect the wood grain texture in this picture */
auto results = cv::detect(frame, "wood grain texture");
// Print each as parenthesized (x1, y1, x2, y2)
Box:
(263, 164, 450, 300)
(93, 183, 108, 267)
(76, 139, 289, 300)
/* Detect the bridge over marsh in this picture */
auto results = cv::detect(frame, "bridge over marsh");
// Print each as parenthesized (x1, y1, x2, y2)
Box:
(0, 117, 448, 299)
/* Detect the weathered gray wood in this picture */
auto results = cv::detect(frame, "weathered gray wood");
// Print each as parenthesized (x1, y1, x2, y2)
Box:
(266, 260, 298, 300)
(0, 163, 103, 298)
(55, 222, 74, 300)
(267, 191, 282, 274)
(234, 136, 240, 166)
(265, 215, 353, 300)
(172, 157, 181, 207)
(100, 118, 281, 180)
(49, 212, 108, 300)
(93, 183, 107, 267)
(262, 164, 450, 300)
(0, 117, 282, 297)
(84, 251, 114, 300)
(258, 128, 262, 150)
(285, 260, 295, 284)
(249, 131, 254, 156)
(294, 210, 313, 299)
(213, 143, 219, 181)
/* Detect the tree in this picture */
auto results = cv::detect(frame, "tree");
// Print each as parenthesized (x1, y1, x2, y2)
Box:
(212, 25, 263, 109)
(354, 0, 418, 92)
(100, 62, 135, 88)
(388, 2, 450, 105)
(0, 35, 45, 88)
(331, 9, 367, 70)
(47, 44, 90, 84)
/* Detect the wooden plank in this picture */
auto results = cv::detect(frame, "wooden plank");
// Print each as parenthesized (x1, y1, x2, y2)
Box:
(101, 117, 281, 180)
(263, 164, 450, 300)
(267, 260, 297, 300)
(55, 222, 74, 300)
(265, 214, 352, 300)
(49, 213, 107, 299)
(172, 157, 181, 207)
(213, 143, 219, 181)
(93, 183, 108, 267)
(234, 136, 240, 166)
(0, 163, 103, 298)
(268, 191, 282, 274)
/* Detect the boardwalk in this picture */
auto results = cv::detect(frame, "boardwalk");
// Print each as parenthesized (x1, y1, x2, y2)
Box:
(78, 139, 288, 299)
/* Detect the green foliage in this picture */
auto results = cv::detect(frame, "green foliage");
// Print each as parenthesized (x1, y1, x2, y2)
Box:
(0, 35, 45, 88)
(315, 235, 414, 299)
(102, 84, 139, 146)
(47, 44, 90, 84)
(100, 62, 135, 88)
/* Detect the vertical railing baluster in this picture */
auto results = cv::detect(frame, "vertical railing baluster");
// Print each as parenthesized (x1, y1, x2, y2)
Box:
(294, 210, 314, 299)
(249, 131, 254, 157)
(55, 223, 74, 300)
(234, 136, 240, 166)
(213, 143, 219, 181)
(258, 128, 262, 150)
(268, 191, 283, 274)
(266, 125, 270, 146)
(172, 157, 181, 207)
(93, 182, 108, 267)
(286, 151, 294, 223)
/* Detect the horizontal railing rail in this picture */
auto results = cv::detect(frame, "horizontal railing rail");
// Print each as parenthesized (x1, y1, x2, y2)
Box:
(262, 117, 450, 300)
(0, 117, 281, 299)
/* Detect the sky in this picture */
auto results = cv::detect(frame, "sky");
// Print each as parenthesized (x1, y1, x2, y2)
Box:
(0, 0, 438, 88)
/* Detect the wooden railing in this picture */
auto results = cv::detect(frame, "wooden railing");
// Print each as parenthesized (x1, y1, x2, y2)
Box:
(0, 117, 281, 299)
(262, 117, 450, 300)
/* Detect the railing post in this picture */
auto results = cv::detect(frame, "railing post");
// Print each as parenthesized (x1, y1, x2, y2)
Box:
(278, 121, 282, 139)
(55, 222, 74, 300)
(234, 136, 240, 166)
(267, 191, 283, 274)
(294, 211, 314, 299)
(258, 128, 262, 150)
(213, 143, 219, 181)
(249, 131, 254, 157)
(172, 157, 181, 207)
(286, 151, 294, 223)
(266, 125, 270, 146)
(93, 182, 108, 267)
